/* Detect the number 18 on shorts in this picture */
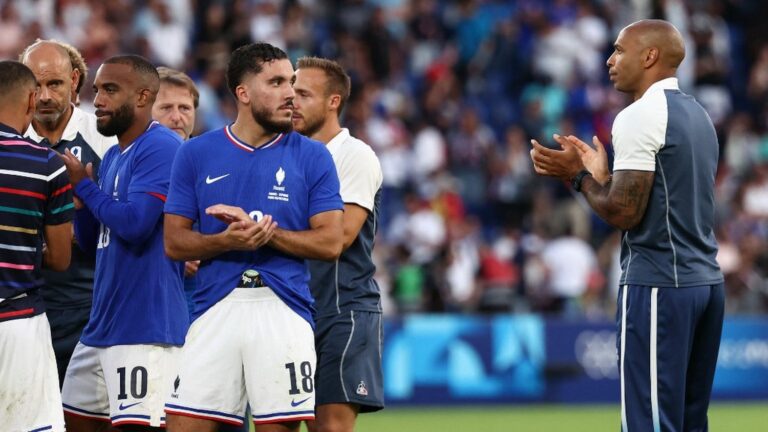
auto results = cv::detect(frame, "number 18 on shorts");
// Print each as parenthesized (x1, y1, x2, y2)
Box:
(165, 288, 317, 426)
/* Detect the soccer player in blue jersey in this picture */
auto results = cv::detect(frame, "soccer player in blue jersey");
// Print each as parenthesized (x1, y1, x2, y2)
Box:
(152, 66, 250, 432)
(0, 60, 74, 432)
(163, 42, 343, 432)
(58, 55, 189, 431)
(21, 39, 118, 389)
(291, 57, 385, 432)
(531, 20, 723, 432)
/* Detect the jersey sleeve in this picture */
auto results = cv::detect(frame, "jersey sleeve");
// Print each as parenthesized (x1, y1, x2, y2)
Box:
(45, 151, 75, 225)
(337, 144, 382, 212)
(307, 143, 343, 217)
(164, 142, 198, 221)
(127, 131, 182, 199)
(611, 105, 667, 172)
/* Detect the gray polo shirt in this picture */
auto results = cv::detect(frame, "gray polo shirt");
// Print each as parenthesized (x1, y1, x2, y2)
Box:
(612, 78, 723, 287)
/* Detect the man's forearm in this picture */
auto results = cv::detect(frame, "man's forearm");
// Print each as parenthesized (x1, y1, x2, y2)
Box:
(268, 227, 342, 261)
(580, 171, 653, 231)
(165, 227, 229, 261)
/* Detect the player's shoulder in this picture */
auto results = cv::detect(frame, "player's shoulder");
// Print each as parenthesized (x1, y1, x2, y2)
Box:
(147, 122, 183, 142)
(285, 131, 334, 161)
(0, 127, 51, 156)
(139, 122, 183, 150)
(342, 133, 378, 161)
(287, 130, 326, 150)
(333, 130, 380, 169)
(614, 95, 666, 134)
(180, 127, 227, 155)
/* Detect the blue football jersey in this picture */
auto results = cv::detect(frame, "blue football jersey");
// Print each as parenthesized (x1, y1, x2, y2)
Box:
(165, 126, 343, 327)
(80, 123, 188, 346)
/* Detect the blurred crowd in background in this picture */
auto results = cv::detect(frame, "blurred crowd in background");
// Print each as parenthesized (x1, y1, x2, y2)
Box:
(2, 0, 767, 318)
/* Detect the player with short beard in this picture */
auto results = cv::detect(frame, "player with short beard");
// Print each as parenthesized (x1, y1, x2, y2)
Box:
(163, 42, 343, 432)
(292, 57, 385, 432)
(58, 55, 188, 431)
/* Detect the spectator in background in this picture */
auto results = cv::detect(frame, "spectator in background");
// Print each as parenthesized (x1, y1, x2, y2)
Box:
(20, 39, 117, 388)
(153, 66, 198, 141)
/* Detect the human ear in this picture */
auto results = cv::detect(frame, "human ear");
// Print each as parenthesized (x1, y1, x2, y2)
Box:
(235, 84, 250, 104)
(71, 69, 81, 92)
(328, 94, 341, 111)
(644, 47, 659, 68)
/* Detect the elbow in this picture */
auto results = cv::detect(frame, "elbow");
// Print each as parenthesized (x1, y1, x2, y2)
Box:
(609, 213, 644, 231)
(164, 235, 185, 261)
(319, 238, 343, 261)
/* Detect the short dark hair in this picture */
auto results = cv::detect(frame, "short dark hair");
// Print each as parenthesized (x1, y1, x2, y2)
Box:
(103, 54, 160, 95)
(157, 67, 199, 108)
(0, 61, 37, 101)
(226, 42, 288, 96)
(296, 56, 352, 115)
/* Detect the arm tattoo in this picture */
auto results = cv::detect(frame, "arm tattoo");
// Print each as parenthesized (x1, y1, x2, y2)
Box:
(580, 170, 655, 230)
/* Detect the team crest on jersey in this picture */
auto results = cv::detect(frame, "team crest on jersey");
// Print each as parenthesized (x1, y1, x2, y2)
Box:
(356, 380, 368, 397)
(268, 166, 290, 202)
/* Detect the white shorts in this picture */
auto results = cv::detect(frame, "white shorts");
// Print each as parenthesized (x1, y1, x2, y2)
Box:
(62, 342, 181, 428)
(0, 313, 64, 432)
(165, 288, 316, 426)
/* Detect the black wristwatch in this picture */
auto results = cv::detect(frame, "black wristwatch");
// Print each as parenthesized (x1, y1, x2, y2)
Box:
(571, 170, 591, 192)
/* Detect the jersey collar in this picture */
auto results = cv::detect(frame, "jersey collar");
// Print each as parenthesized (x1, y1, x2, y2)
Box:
(224, 124, 285, 152)
(643, 77, 679, 97)
(25, 104, 83, 144)
(326, 128, 350, 155)
(0, 122, 22, 137)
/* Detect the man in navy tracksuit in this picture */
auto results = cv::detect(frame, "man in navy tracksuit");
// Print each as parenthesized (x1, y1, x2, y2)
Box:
(531, 19, 723, 432)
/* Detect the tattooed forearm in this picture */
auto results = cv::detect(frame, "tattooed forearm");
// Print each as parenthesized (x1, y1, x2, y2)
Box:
(580, 170, 654, 230)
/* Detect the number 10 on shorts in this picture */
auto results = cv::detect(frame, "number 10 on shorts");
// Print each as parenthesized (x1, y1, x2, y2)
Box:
(285, 361, 313, 395)
(117, 366, 148, 399)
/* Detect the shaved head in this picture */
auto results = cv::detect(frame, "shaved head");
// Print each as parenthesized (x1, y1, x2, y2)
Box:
(19, 40, 72, 70)
(20, 40, 78, 131)
(623, 19, 685, 69)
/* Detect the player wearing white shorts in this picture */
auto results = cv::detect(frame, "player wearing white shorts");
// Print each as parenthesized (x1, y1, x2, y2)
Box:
(59, 55, 188, 431)
(163, 42, 343, 432)
(0, 61, 74, 432)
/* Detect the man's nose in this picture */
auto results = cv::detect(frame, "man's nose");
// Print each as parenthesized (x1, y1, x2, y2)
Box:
(39, 86, 52, 101)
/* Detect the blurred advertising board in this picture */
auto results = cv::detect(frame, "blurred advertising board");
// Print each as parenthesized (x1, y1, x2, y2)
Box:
(382, 315, 768, 405)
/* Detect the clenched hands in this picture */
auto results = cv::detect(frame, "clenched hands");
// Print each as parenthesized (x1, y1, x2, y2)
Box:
(206, 204, 278, 251)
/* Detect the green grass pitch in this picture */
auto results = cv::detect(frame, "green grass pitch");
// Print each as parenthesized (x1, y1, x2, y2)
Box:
(343, 402, 768, 432)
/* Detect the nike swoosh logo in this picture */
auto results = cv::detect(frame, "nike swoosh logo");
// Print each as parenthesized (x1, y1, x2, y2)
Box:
(205, 174, 230, 184)
(290, 397, 311, 407)
(118, 401, 142, 410)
